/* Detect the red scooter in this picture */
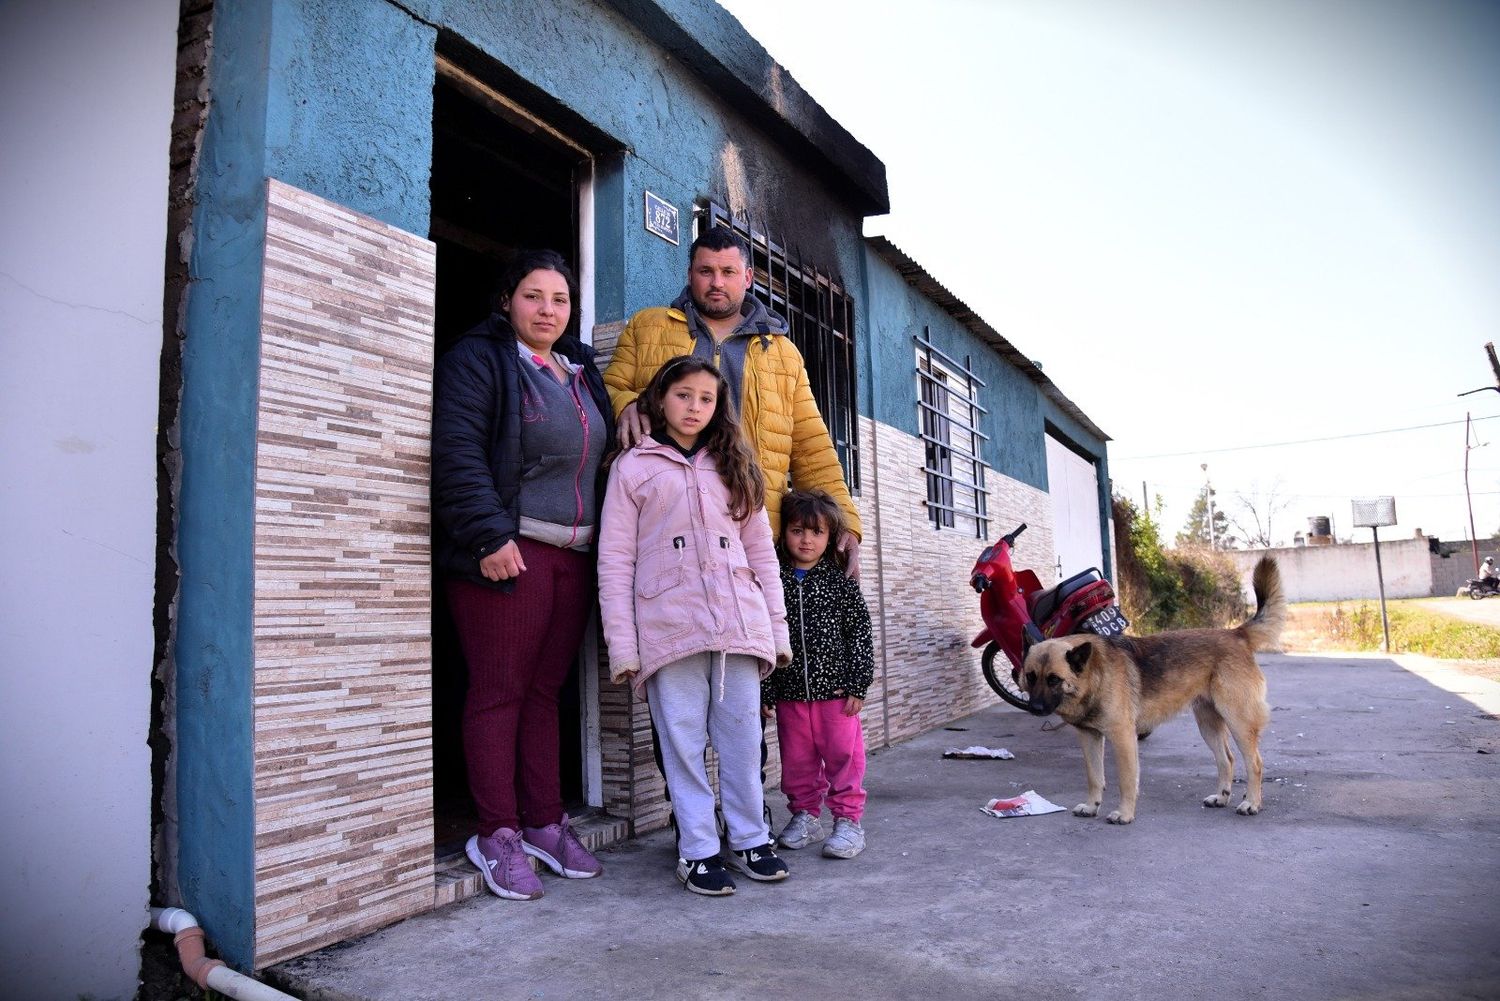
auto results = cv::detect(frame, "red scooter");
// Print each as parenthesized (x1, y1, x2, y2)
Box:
(969, 523, 1129, 713)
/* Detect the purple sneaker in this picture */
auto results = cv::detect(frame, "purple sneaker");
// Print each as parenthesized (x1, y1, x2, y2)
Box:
(522, 813, 603, 878)
(466, 827, 543, 900)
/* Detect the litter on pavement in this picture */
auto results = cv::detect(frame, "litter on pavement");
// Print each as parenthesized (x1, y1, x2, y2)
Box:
(943, 745, 1015, 760)
(982, 791, 1066, 818)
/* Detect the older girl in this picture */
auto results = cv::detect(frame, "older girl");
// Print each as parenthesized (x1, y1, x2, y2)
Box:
(597, 356, 792, 895)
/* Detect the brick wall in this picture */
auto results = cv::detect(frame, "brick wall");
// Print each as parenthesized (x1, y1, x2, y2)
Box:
(1430, 538, 1500, 596)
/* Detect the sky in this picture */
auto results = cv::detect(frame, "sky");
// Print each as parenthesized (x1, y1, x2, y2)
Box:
(716, 0, 1500, 549)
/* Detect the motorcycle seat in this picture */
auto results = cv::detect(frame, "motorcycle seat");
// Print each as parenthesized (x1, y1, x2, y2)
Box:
(1029, 568, 1104, 624)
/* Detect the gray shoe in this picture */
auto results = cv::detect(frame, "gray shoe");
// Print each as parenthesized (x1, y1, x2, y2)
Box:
(777, 810, 825, 850)
(821, 817, 865, 859)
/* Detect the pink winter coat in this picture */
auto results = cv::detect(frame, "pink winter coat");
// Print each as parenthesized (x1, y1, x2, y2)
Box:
(597, 436, 790, 695)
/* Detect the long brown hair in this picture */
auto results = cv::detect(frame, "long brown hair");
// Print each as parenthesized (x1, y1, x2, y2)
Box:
(778, 488, 849, 570)
(638, 356, 765, 522)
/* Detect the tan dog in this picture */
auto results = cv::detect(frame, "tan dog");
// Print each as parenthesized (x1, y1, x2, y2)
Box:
(1021, 557, 1284, 824)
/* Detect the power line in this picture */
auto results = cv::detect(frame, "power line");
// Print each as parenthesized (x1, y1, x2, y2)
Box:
(1290, 490, 1500, 500)
(1117, 415, 1500, 461)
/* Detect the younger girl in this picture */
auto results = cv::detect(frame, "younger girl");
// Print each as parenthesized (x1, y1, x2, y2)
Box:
(597, 356, 793, 896)
(763, 488, 875, 859)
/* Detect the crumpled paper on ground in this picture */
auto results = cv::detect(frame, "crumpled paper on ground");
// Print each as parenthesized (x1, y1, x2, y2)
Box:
(981, 790, 1066, 818)
(942, 745, 1015, 760)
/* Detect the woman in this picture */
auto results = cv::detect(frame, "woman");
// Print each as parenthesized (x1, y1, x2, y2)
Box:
(433, 249, 614, 900)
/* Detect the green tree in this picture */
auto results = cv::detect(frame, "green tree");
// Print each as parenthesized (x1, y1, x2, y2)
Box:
(1176, 485, 1233, 549)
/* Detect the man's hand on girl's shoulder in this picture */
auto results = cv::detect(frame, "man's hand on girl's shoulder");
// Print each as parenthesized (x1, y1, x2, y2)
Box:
(837, 531, 861, 579)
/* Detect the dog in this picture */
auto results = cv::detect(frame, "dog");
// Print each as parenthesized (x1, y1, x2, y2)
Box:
(1021, 557, 1285, 824)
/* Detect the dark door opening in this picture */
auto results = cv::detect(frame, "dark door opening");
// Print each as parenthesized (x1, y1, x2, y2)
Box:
(430, 67, 586, 851)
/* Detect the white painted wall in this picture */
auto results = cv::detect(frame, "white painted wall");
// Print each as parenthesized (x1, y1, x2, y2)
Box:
(1045, 434, 1104, 580)
(0, 2, 176, 997)
(1227, 537, 1436, 603)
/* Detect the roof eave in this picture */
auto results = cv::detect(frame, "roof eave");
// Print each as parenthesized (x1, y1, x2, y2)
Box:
(601, 0, 890, 216)
(866, 235, 1111, 446)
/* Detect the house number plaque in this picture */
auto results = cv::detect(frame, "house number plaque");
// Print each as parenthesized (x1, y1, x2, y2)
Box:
(644, 191, 679, 245)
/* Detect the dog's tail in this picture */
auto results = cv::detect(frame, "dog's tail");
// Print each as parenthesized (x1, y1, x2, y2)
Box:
(1237, 556, 1286, 652)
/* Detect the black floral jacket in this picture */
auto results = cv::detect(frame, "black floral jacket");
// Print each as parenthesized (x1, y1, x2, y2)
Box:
(763, 556, 875, 703)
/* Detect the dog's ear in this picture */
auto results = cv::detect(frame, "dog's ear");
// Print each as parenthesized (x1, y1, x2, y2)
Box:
(1065, 640, 1093, 675)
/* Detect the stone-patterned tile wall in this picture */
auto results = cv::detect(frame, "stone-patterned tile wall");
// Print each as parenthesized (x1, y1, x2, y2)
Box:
(855, 417, 1055, 748)
(251, 179, 436, 967)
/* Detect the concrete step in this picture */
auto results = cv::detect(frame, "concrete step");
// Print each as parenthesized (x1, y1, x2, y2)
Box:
(433, 813, 630, 908)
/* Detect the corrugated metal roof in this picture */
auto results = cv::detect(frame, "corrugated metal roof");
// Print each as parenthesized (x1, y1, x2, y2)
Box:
(865, 235, 1111, 445)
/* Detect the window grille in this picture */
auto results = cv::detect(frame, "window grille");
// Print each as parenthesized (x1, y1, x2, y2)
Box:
(915, 327, 989, 537)
(703, 203, 860, 493)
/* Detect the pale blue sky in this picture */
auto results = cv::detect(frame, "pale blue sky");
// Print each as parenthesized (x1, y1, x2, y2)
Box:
(717, 0, 1500, 548)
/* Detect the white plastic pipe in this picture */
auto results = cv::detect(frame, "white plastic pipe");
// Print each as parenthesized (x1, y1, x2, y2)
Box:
(150, 907, 299, 1001)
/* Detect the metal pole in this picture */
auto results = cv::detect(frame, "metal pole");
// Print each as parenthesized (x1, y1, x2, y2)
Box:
(1372, 526, 1392, 653)
(1465, 412, 1481, 574)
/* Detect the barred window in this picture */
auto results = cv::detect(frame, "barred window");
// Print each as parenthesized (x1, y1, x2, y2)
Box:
(916, 327, 989, 537)
(703, 203, 860, 493)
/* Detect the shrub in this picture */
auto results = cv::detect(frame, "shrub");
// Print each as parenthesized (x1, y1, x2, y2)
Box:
(1308, 602, 1500, 659)
(1112, 495, 1246, 634)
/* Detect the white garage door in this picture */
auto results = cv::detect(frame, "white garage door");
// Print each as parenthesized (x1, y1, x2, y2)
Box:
(1045, 434, 1104, 580)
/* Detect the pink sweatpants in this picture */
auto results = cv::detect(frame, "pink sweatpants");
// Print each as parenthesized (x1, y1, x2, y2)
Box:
(775, 699, 867, 822)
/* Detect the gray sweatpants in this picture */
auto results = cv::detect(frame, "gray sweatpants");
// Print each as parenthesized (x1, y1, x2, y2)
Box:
(646, 652, 769, 861)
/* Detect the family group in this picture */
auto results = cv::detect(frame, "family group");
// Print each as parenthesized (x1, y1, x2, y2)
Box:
(432, 226, 876, 899)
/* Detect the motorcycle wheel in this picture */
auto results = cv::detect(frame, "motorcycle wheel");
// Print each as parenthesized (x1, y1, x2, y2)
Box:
(1471, 585, 1486, 600)
(981, 641, 1044, 714)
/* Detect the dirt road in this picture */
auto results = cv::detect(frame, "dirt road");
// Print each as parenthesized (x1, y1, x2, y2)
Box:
(1413, 594, 1500, 628)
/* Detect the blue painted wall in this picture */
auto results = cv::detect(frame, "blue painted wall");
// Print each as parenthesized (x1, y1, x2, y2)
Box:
(437, 0, 868, 320)
(175, 0, 272, 968)
(861, 248, 1113, 575)
(862, 249, 1051, 491)
(177, 0, 438, 969)
(264, 0, 436, 234)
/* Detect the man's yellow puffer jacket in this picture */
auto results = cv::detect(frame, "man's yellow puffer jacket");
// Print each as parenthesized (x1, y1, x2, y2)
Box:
(604, 305, 862, 540)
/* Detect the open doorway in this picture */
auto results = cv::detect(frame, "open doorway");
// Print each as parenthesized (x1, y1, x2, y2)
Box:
(429, 61, 591, 852)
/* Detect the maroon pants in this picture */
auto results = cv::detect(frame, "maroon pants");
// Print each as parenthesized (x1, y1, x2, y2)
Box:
(446, 539, 593, 835)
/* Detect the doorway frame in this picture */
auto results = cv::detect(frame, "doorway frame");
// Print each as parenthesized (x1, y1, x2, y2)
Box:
(433, 53, 604, 810)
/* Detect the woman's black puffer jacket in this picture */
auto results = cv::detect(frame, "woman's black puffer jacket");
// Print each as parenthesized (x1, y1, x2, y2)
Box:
(431, 313, 614, 590)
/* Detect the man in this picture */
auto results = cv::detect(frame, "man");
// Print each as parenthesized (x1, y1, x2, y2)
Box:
(605, 225, 862, 575)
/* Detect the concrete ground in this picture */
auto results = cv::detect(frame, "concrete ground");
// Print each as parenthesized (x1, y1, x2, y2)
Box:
(270, 653, 1500, 1001)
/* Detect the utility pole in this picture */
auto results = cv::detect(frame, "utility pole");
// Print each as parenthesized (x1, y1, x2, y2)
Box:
(1201, 463, 1215, 550)
(1465, 412, 1482, 573)
(1457, 343, 1499, 572)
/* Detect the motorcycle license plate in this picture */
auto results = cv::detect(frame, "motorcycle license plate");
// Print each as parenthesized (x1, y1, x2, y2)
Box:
(1080, 605, 1129, 638)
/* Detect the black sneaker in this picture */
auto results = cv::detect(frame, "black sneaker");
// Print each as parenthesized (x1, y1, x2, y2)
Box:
(726, 843, 789, 882)
(676, 856, 736, 896)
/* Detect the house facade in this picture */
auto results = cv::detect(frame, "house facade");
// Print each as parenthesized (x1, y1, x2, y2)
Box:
(4, 0, 1111, 994)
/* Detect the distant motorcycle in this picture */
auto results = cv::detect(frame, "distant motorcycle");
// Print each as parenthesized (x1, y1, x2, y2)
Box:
(1465, 575, 1500, 600)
